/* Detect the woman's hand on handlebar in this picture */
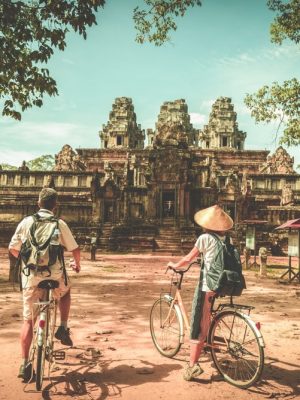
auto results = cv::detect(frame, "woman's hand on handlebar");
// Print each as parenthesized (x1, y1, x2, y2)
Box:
(167, 261, 176, 270)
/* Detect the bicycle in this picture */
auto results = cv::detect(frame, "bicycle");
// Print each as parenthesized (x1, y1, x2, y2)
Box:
(150, 261, 265, 389)
(27, 279, 65, 391)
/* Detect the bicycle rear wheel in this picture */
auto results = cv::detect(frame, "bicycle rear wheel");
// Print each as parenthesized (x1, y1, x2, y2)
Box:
(208, 310, 264, 389)
(150, 297, 183, 358)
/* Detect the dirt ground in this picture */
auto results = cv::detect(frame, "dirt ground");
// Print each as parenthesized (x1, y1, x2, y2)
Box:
(0, 248, 299, 400)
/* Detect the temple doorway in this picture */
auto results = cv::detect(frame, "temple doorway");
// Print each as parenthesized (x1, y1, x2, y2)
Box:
(162, 191, 175, 218)
(104, 201, 114, 222)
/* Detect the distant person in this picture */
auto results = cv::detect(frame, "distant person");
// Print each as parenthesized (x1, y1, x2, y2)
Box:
(9, 188, 81, 381)
(167, 205, 233, 381)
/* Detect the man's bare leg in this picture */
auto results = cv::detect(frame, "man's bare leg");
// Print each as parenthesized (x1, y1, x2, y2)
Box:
(55, 289, 73, 346)
(20, 320, 34, 359)
(59, 289, 71, 324)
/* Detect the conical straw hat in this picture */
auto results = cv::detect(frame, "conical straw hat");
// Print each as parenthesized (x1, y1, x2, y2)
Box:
(194, 205, 233, 232)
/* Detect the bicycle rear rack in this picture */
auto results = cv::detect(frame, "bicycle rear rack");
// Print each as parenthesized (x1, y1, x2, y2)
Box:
(216, 302, 254, 314)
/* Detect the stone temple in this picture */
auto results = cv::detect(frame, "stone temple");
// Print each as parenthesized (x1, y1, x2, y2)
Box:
(0, 96, 299, 254)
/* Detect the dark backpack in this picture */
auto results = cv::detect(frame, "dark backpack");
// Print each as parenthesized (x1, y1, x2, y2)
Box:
(204, 233, 246, 296)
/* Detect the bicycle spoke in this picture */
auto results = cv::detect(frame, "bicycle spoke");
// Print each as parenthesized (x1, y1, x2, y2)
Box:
(209, 310, 264, 388)
(150, 298, 182, 357)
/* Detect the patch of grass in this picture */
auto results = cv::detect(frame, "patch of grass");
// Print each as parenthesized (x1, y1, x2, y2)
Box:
(92, 264, 119, 272)
(101, 265, 119, 272)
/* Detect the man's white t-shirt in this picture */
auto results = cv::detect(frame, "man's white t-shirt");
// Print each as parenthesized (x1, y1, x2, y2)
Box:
(194, 233, 225, 292)
(9, 209, 78, 289)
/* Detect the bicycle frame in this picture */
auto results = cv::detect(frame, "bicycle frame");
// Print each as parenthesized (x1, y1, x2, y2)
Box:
(164, 262, 264, 349)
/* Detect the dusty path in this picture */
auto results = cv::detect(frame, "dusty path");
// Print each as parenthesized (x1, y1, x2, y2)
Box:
(0, 250, 299, 400)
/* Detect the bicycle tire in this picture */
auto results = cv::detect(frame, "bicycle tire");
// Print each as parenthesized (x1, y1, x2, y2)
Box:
(36, 310, 49, 391)
(150, 297, 183, 358)
(46, 299, 57, 366)
(208, 309, 264, 389)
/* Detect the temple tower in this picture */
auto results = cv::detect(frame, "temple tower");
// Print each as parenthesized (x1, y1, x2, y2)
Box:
(199, 97, 246, 150)
(153, 99, 197, 148)
(99, 97, 145, 149)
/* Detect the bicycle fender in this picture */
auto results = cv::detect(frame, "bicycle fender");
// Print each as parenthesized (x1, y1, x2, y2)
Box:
(37, 312, 46, 346)
(240, 312, 265, 348)
(162, 295, 185, 343)
(173, 304, 185, 344)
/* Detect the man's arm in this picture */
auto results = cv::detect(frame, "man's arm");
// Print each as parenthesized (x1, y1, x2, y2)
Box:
(8, 219, 27, 258)
(70, 247, 81, 273)
(9, 248, 20, 258)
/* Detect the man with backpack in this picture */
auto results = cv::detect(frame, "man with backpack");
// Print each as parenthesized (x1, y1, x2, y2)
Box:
(9, 188, 81, 381)
(167, 204, 245, 381)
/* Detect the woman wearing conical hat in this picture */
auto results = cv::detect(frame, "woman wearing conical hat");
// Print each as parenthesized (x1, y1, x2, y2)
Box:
(167, 204, 233, 381)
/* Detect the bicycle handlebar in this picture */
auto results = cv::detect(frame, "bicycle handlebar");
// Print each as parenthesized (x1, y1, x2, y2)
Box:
(166, 260, 200, 275)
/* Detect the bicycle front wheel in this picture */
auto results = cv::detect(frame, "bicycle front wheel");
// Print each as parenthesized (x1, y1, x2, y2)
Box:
(150, 297, 183, 358)
(208, 310, 264, 389)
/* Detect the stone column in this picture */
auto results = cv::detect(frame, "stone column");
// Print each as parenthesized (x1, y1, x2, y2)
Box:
(259, 247, 268, 276)
(243, 247, 251, 270)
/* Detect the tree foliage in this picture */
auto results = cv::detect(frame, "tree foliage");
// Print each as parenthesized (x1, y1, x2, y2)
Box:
(27, 154, 55, 170)
(245, 79, 300, 146)
(133, 0, 201, 46)
(0, 154, 55, 170)
(244, 0, 300, 146)
(0, 0, 105, 120)
(0, 163, 17, 170)
(268, 0, 300, 44)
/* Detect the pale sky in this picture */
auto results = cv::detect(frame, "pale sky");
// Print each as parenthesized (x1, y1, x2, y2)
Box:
(1, 0, 299, 167)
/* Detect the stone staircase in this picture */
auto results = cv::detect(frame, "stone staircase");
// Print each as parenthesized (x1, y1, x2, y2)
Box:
(154, 218, 184, 255)
(98, 222, 113, 251)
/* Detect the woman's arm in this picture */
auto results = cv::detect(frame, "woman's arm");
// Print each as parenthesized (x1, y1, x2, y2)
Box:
(167, 246, 200, 270)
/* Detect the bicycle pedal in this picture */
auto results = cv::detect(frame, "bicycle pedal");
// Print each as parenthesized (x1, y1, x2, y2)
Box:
(52, 350, 65, 360)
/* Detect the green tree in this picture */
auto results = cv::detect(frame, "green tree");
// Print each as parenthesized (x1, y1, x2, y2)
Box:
(1, 0, 105, 120)
(1, 0, 203, 120)
(27, 154, 55, 171)
(0, 163, 17, 170)
(245, 78, 300, 146)
(245, 0, 300, 146)
(133, 0, 201, 46)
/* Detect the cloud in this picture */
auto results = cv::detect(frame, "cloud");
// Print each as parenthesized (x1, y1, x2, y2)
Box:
(62, 58, 75, 65)
(200, 99, 215, 110)
(235, 104, 252, 116)
(190, 113, 206, 126)
(214, 43, 299, 69)
(0, 121, 98, 164)
(0, 149, 38, 166)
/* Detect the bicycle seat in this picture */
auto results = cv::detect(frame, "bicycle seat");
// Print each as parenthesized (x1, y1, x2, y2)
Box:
(37, 279, 59, 289)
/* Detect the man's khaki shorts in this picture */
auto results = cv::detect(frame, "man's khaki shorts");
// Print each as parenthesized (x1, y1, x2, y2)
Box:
(23, 276, 70, 321)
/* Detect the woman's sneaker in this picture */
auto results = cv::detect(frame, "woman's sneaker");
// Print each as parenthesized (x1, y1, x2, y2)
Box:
(183, 363, 204, 381)
(55, 326, 73, 346)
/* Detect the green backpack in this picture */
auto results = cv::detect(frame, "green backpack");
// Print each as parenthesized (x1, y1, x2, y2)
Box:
(20, 213, 64, 275)
(204, 233, 246, 297)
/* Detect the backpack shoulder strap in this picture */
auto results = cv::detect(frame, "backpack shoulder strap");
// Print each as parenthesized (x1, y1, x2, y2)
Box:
(207, 232, 223, 245)
(224, 234, 231, 246)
